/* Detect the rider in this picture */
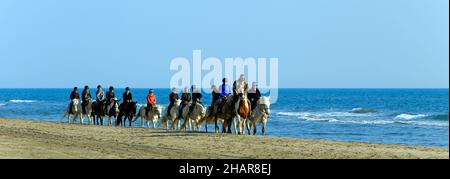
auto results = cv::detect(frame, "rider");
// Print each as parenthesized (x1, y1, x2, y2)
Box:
(188, 85, 203, 115)
(209, 85, 220, 117)
(122, 87, 133, 104)
(178, 86, 191, 118)
(81, 86, 91, 114)
(211, 85, 220, 106)
(232, 74, 248, 105)
(167, 88, 179, 117)
(247, 82, 261, 111)
(217, 78, 232, 113)
(69, 87, 80, 114)
(146, 89, 156, 116)
(106, 86, 116, 112)
(96, 85, 105, 102)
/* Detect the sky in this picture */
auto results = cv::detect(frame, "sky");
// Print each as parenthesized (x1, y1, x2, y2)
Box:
(0, 0, 448, 88)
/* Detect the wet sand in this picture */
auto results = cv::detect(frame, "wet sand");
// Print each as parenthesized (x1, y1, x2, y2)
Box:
(0, 118, 448, 159)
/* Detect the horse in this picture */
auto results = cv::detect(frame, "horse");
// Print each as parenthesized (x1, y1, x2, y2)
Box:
(91, 100, 106, 125)
(180, 102, 206, 132)
(247, 97, 271, 135)
(106, 99, 120, 126)
(117, 101, 137, 127)
(211, 96, 238, 134)
(161, 99, 182, 130)
(234, 94, 251, 135)
(82, 99, 94, 125)
(134, 105, 162, 128)
(63, 99, 84, 125)
(199, 106, 225, 133)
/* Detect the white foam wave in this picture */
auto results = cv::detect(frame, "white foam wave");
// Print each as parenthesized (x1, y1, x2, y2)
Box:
(395, 114, 428, 120)
(8, 100, 37, 103)
(0, 103, 5, 106)
(277, 111, 372, 118)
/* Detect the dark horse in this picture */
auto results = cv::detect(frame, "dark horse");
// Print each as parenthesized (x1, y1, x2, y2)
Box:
(212, 95, 237, 134)
(117, 101, 137, 127)
(91, 100, 106, 125)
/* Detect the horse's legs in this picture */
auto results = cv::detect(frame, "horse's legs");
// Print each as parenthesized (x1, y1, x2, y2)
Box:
(214, 117, 219, 134)
(171, 118, 176, 130)
(181, 118, 188, 131)
(262, 120, 267, 136)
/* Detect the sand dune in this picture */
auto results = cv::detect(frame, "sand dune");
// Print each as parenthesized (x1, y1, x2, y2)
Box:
(0, 118, 448, 159)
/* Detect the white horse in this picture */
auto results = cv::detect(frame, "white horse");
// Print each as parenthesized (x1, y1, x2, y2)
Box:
(134, 105, 162, 128)
(83, 99, 94, 125)
(247, 97, 271, 135)
(63, 99, 84, 125)
(106, 99, 120, 126)
(181, 102, 206, 132)
(161, 99, 182, 130)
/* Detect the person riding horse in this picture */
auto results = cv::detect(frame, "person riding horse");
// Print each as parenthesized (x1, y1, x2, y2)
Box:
(122, 87, 133, 105)
(248, 82, 261, 111)
(217, 78, 232, 114)
(233, 74, 248, 104)
(69, 87, 80, 114)
(146, 89, 156, 116)
(106, 86, 116, 113)
(81, 86, 91, 114)
(178, 87, 191, 119)
(167, 88, 179, 117)
(188, 85, 203, 116)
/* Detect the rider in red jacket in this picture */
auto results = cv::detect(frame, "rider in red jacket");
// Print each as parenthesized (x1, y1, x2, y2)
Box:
(146, 89, 156, 116)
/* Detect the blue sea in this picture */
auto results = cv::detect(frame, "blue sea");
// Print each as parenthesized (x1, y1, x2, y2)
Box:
(0, 88, 448, 147)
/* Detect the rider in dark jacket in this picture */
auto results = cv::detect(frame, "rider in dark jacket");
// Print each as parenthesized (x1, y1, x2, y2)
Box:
(81, 86, 91, 114)
(106, 86, 116, 111)
(122, 87, 133, 104)
(247, 82, 261, 111)
(189, 86, 202, 114)
(178, 87, 191, 118)
(167, 88, 179, 117)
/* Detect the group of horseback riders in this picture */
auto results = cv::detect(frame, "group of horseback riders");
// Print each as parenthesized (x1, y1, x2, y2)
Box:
(68, 74, 261, 120)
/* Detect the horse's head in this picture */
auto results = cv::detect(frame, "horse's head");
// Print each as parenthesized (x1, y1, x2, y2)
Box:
(174, 99, 182, 107)
(155, 105, 163, 118)
(258, 97, 271, 116)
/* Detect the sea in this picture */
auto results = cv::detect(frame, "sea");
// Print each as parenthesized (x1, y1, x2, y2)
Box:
(0, 88, 448, 147)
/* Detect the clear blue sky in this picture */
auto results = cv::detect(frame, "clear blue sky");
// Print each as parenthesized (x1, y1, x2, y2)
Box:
(0, 0, 448, 88)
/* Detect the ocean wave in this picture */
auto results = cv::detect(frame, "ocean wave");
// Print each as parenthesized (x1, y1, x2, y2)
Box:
(277, 111, 372, 118)
(8, 100, 37, 103)
(351, 107, 375, 113)
(394, 113, 428, 120)
(276, 111, 448, 127)
(394, 121, 449, 127)
(0, 103, 5, 107)
(425, 114, 449, 121)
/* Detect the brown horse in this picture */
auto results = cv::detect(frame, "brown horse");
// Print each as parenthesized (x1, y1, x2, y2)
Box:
(117, 101, 137, 127)
(212, 96, 237, 134)
(92, 100, 106, 125)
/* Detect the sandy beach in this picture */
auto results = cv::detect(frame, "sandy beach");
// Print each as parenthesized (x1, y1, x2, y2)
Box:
(0, 118, 448, 159)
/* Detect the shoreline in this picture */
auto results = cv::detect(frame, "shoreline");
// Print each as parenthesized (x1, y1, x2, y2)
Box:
(0, 118, 448, 159)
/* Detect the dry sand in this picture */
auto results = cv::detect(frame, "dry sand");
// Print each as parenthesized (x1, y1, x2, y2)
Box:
(0, 118, 448, 159)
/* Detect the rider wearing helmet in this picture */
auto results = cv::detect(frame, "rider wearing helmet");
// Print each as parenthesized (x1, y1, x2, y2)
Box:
(167, 88, 179, 117)
(178, 87, 191, 118)
(146, 89, 157, 116)
(123, 87, 133, 104)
